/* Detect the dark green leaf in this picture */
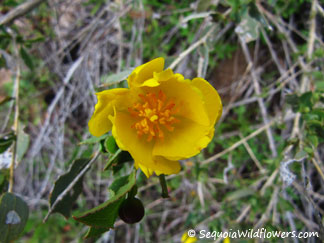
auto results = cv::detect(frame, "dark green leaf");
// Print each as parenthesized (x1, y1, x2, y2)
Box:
(0, 133, 15, 154)
(49, 158, 91, 218)
(73, 170, 136, 228)
(0, 169, 9, 194)
(20, 47, 34, 70)
(286, 94, 299, 111)
(84, 226, 110, 239)
(104, 150, 133, 172)
(0, 192, 29, 242)
(24, 36, 46, 45)
(299, 92, 313, 109)
(311, 109, 324, 119)
(85, 177, 135, 239)
(103, 149, 121, 170)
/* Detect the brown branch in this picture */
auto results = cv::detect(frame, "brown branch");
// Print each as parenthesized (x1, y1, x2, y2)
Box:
(0, 0, 46, 26)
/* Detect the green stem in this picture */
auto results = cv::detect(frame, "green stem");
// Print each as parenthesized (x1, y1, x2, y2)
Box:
(128, 184, 138, 199)
(9, 41, 20, 193)
(159, 174, 169, 198)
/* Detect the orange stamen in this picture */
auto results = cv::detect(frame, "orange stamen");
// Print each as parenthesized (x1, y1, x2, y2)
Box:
(129, 90, 180, 141)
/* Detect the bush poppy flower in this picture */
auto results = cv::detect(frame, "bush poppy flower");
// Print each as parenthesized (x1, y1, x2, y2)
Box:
(88, 57, 222, 177)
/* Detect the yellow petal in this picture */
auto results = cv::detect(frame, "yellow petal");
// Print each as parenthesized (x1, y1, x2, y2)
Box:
(140, 69, 181, 88)
(127, 57, 164, 88)
(192, 77, 222, 124)
(137, 163, 154, 178)
(153, 117, 213, 160)
(224, 237, 230, 243)
(88, 88, 129, 137)
(149, 156, 181, 176)
(137, 157, 180, 177)
(140, 78, 160, 87)
(151, 78, 210, 127)
(112, 111, 180, 177)
(153, 69, 174, 81)
(181, 232, 197, 243)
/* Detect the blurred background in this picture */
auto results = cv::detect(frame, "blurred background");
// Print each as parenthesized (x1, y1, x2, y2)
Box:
(0, 0, 324, 242)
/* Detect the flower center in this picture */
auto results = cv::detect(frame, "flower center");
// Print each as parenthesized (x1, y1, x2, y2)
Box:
(128, 90, 180, 141)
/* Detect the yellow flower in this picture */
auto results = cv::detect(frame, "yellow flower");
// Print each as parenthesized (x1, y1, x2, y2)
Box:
(224, 237, 230, 243)
(88, 57, 222, 177)
(181, 231, 197, 243)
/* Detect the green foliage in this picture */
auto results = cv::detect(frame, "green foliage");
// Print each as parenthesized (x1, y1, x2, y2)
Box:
(0, 192, 29, 243)
(267, 0, 306, 18)
(103, 135, 133, 172)
(49, 158, 91, 218)
(227, 0, 254, 21)
(104, 135, 119, 154)
(0, 133, 15, 154)
(286, 86, 324, 153)
(19, 47, 34, 71)
(0, 170, 9, 195)
(73, 170, 136, 236)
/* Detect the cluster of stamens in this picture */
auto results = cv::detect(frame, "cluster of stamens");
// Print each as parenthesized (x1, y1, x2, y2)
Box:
(128, 90, 180, 141)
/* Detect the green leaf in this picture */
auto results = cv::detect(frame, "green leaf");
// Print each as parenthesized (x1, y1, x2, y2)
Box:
(84, 226, 110, 239)
(299, 92, 313, 109)
(196, 0, 212, 12)
(0, 169, 9, 194)
(225, 188, 255, 202)
(73, 170, 136, 228)
(16, 123, 30, 163)
(84, 181, 125, 238)
(109, 173, 134, 193)
(286, 94, 299, 111)
(235, 11, 260, 43)
(20, 47, 34, 70)
(0, 192, 29, 242)
(311, 108, 324, 119)
(295, 150, 307, 160)
(104, 149, 121, 170)
(0, 133, 15, 154)
(100, 69, 133, 86)
(304, 146, 314, 155)
(49, 158, 91, 219)
(307, 135, 318, 148)
(103, 150, 133, 172)
(315, 81, 324, 90)
(105, 136, 118, 154)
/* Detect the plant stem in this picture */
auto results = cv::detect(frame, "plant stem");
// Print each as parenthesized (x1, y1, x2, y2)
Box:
(9, 42, 20, 193)
(159, 174, 169, 198)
